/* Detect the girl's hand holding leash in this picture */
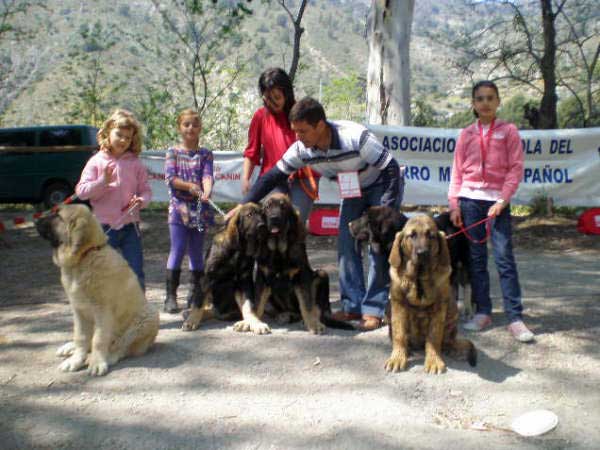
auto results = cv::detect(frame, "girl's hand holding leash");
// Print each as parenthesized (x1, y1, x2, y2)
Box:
(127, 195, 143, 210)
(487, 200, 506, 218)
(188, 183, 201, 197)
(450, 209, 463, 228)
(200, 190, 211, 202)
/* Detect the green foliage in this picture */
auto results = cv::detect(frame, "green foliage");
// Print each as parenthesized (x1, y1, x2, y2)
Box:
(321, 73, 365, 122)
(411, 100, 438, 127)
(136, 85, 178, 149)
(0, 0, 45, 42)
(446, 109, 474, 128)
(149, 0, 251, 113)
(558, 92, 600, 128)
(497, 94, 536, 129)
(55, 21, 121, 127)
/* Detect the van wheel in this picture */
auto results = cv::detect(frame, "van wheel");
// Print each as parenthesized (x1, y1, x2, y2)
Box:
(43, 182, 72, 208)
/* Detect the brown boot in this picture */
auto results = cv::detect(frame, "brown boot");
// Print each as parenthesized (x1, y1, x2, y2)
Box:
(358, 315, 383, 331)
(330, 310, 362, 322)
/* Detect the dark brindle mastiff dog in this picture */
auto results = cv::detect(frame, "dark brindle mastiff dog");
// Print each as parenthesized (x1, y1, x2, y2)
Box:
(256, 193, 353, 333)
(385, 215, 476, 374)
(182, 203, 269, 333)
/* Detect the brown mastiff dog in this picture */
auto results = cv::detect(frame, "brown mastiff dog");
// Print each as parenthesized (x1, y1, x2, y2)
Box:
(385, 215, 477, 374)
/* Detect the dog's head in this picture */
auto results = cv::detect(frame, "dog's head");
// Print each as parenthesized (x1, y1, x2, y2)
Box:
(348, 206, 408, 255)
(262, 192, 304, 253)
(389, 214, 450, 278)
(223, 202, 266, 257)
(36, 204, 107, 267)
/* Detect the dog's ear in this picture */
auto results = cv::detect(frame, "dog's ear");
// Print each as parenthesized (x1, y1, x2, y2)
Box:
(436, 231, 451, 270)
(68, 215, 91, 255)
(388, 231, 404, 268)
(225, 207, 241, 248)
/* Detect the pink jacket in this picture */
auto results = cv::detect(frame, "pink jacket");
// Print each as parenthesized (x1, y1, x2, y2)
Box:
(448, 119, 524, 210)
(76, 150, 152, 227)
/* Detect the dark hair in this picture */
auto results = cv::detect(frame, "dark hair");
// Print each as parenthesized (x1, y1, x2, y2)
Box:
(289, 97, 327, 126)
(258, 67, 295, 116)
(472, 80, 500, 118)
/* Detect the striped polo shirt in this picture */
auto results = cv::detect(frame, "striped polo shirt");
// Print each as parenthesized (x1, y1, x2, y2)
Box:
(276, 120, 392, 189)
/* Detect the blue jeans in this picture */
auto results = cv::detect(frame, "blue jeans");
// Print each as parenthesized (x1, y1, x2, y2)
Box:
(102, 223, 145, 290)
(459, 197, 523, 322)
(338, 177, 404, 317)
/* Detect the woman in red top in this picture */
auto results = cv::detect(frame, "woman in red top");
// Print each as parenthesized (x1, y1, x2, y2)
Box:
(242, 67, 318, 224)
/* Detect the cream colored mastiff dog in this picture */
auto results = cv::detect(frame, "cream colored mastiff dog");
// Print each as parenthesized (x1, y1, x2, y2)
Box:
(36, 204, 159, 376)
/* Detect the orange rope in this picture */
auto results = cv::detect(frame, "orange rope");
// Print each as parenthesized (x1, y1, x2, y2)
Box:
(297, 167, 319, 201)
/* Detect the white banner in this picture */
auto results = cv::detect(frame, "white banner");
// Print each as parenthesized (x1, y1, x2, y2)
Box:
(143, 126, 600, 206)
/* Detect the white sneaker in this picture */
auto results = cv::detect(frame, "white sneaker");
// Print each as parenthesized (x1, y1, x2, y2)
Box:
(508, 320, 534, 342)
(463, 314, 492, 332)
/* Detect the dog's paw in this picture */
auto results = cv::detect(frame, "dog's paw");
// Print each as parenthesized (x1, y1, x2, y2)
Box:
(181, 317, 200, 332)
(424, 354, 446, 375)
(87, 357, 109, 377)
(233, 320, 252, 333)
(384, 351, 408, 372)
(56, 342, 77, 358)
(250, 320, 271, 335)
(58, 354, 87, 372)
(308, 321, 326, 335)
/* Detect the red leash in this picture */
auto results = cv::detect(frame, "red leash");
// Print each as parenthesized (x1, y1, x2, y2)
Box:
(445, 216, 493, 244)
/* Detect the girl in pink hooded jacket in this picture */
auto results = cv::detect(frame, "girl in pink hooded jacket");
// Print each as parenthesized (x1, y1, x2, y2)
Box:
(449, 81, 534, 343)
(76, 109, 152, 289)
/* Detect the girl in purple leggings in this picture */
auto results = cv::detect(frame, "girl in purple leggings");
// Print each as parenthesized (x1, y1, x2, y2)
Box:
(163, 109, 214, 313)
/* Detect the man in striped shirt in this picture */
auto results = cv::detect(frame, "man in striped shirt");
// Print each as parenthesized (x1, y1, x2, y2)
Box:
(237, 97, 405, 331)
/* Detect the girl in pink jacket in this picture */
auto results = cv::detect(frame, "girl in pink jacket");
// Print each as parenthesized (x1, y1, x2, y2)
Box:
(448, 81, 534, 342)
(76, 109, 152, 289)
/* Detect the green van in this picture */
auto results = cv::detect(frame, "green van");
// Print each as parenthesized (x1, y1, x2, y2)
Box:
(0, 125, 98, 207)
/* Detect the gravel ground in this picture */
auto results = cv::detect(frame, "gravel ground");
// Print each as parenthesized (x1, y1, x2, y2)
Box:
(1, 209, 599, 449)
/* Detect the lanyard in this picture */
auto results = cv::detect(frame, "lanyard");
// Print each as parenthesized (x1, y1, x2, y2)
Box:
(477, 118, 495, 179)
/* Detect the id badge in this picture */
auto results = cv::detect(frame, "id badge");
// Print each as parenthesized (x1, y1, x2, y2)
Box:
(337, 171, 362, 199)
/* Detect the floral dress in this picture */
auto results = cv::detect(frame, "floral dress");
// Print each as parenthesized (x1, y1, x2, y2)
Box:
(165, 147, 214, 230)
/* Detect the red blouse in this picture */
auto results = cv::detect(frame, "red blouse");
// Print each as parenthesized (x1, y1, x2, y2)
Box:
(243, 107, 297, 176)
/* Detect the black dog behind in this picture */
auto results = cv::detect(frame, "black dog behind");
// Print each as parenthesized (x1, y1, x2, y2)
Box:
(348, 206, 408, 256)
(433, 212, 473, 318)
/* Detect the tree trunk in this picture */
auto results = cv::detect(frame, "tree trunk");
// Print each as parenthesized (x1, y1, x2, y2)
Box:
(288, 0, 307, 84)
(366, 0, 414, 125)
(538, 0, 558, 129)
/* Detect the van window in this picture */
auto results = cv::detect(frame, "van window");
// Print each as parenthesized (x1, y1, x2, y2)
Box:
(0, 130, 36, 147)
(40, 128, 83, 146)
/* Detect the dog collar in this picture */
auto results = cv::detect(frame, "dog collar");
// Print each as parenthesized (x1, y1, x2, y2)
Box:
(79, 245, 105, 261)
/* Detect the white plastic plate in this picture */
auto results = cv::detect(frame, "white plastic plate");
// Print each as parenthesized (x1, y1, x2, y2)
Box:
(511, 409, 558, 437)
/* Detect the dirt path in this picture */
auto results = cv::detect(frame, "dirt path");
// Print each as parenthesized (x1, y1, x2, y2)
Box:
(1, 210, 599, 449)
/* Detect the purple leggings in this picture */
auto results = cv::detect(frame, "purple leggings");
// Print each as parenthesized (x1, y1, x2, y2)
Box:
(167, 223, 205, 271)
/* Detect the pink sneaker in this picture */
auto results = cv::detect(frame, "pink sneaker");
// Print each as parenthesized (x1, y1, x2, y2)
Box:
(463, 314, 492, 332)
(508, 320, 534, 342)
